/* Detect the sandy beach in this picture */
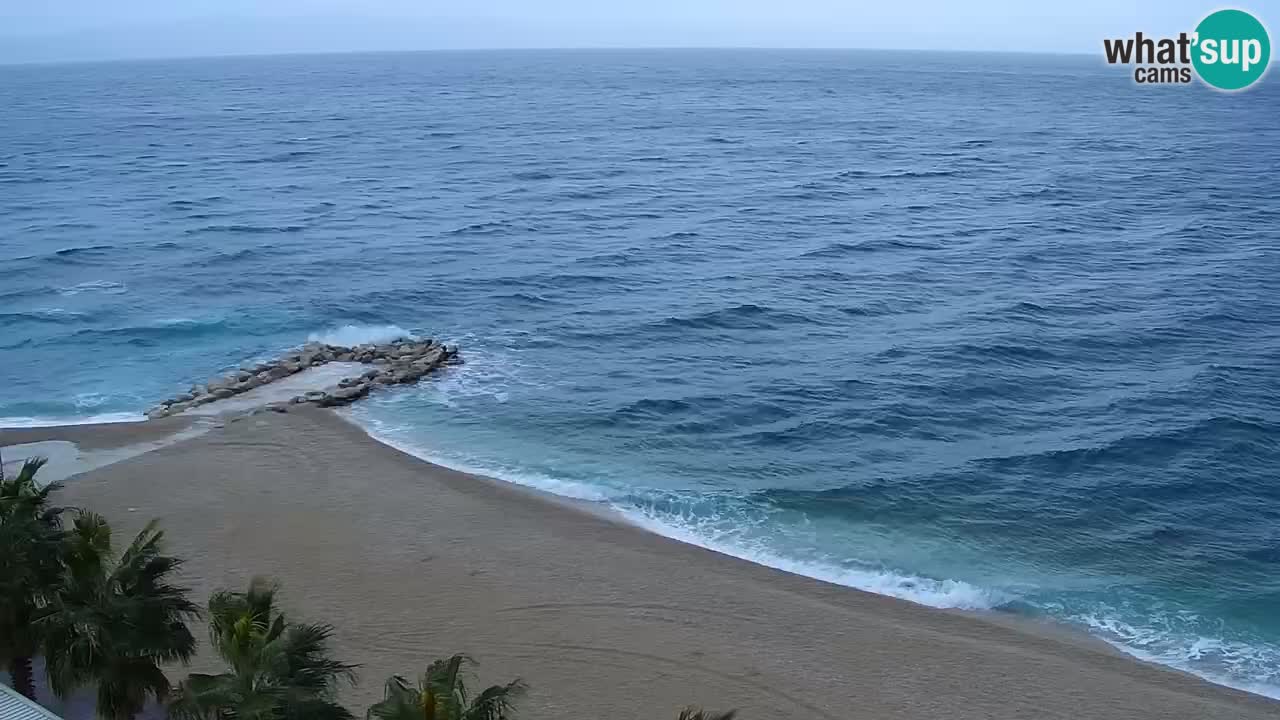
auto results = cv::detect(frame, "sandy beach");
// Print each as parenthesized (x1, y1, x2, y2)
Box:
(4, 408, 1277, 720)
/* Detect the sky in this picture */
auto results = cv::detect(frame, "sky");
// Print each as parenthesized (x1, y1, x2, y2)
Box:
(0, 1, 1275, 64)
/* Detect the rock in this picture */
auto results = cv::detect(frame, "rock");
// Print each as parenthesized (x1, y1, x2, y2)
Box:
(416, 348, 445, 365)
(151, 341, 458, 416)
(321, 384, 370, 406)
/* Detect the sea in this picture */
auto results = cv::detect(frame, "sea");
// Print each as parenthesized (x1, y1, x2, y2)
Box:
(2, 50, 1278, 698)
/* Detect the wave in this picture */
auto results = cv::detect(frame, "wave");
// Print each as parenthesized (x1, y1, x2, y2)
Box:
(234, 149, 321, 164)
(655, 303, 814, 332)
(58, 280, 127, 296)
(47, 245, 115, 264)
(323, 409, 1280, 696)
(185, 224, 305, 235)
(341, 359, 1005, 610)
(617, 503, 1004, 610)
(0, 411, 145, 429)
(831, 168, 960, 181)
(346, 411, 1002, 609)
(307, 324, 414, 347)
(800, 239, 940, 258)
(1073, 608, 1280, 700)
(511, 170, 554, 181)
(0, 308, 94, 324)
(204, 247, 278, 264)
(493, 292, 556, 307)
(973, 416, 1280, 476)
(446, 221, 518, 236)
(70, 317, 232, 345)
(54, 244, 113, 257)
(349, 415, 613, 502)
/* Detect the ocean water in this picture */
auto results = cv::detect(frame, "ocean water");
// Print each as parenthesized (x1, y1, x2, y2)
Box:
(2, 50, 1279, 697)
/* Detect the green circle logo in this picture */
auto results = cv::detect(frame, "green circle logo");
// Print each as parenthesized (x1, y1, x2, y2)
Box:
(1192, 9, 1271, 90)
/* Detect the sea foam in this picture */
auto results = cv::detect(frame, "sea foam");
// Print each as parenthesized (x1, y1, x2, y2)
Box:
(616, 504, 1004, 610)
(344, 405, 1002, 611)
(307, 324, 414, 347)
(0, 412, 145, 429)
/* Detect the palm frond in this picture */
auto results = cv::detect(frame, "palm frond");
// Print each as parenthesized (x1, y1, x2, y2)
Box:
(460, 679, 526, 720)
(63, 510, 113, 580)
(366, 675, 418, 720)
(369, 656, 523, 720)
(12, 457, 49, 489)
(426, 654, 470, 704)
(282, 696, 357, 720)
(39, 515, 196, 719)
(175, 578, 356, 720)
(676, 708, 738, 720)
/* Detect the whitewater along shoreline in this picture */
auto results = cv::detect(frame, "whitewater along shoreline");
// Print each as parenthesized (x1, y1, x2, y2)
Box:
(2, 410, 1277, 719)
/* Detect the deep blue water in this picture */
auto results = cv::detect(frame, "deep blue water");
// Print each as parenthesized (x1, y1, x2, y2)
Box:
(2, 50, 1279, 696)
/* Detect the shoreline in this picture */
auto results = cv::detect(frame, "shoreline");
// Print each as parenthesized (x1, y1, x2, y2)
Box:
(3, 408, 1278, 718)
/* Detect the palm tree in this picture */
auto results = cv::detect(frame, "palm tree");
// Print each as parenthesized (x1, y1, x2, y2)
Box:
(367, 655, 524, 720)
(0, 458, 66, 699)
(169, 577, 356, 720)
(38, 512, 199, 719)
(676, 709, 737, 720)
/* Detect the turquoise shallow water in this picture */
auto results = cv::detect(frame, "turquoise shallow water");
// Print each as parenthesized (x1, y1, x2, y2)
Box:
(2, 50, 1279, 696)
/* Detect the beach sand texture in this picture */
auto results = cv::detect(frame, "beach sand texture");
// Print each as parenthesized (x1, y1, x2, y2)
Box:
(5, 409, 1277, 720)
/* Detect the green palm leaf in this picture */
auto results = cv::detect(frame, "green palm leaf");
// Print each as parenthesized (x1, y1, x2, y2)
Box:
(171, 577, 356, 720)
(38, 511, 199, 719)
(367, 655, 525, 720)
(0, 457, 66, 699)
(676, 708, 738, 720)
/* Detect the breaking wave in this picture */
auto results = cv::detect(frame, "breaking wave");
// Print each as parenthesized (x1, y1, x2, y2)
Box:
(307, 324, 415, 347)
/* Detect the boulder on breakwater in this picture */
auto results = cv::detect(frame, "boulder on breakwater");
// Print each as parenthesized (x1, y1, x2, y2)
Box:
(145, 338, 459, 419)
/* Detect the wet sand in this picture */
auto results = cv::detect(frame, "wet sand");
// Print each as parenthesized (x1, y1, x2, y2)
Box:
(4, 409, 1277, 719)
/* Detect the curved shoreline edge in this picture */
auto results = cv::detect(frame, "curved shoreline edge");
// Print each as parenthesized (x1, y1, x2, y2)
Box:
(2, 408, 1278, 718)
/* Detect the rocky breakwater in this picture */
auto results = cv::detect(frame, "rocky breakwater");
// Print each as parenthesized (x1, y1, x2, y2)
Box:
(145, 339, 459, 419)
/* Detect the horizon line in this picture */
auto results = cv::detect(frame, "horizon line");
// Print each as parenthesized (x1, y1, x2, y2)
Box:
(0, 44, 1102, 69)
